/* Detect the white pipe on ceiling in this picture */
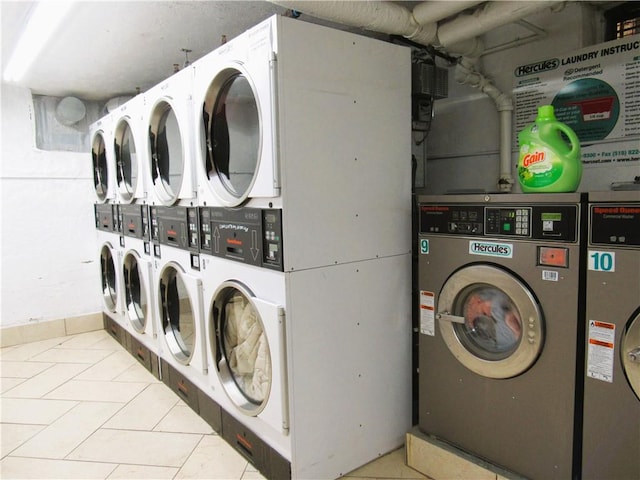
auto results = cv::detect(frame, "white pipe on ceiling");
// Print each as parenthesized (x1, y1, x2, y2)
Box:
(437, 1, 562, 48)
(272, 1, 418, 36)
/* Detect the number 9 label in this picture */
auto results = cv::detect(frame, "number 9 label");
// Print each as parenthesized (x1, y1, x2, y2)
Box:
(420, 239, 429, 255)
(588, 250, 615, 272)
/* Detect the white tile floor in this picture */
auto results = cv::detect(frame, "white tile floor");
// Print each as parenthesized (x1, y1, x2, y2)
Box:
(0, 329, 429, 480)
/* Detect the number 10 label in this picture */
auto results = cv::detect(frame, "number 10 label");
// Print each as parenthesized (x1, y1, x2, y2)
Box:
(588, 250, 615, 272)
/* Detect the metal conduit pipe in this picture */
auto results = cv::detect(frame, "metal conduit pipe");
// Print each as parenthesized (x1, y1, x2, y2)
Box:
(455, 57, 514, 192)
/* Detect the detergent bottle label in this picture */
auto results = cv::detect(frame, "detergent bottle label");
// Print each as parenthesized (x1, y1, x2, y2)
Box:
(518, 144, 563, 189)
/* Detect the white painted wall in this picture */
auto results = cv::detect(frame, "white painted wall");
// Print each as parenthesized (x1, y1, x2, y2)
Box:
(1, 83, 101, 328)
(421, 3, 639, 194)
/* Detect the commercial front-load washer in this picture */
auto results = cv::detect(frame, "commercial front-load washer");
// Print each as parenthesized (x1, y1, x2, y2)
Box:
(112, 94, 147, 204)
(90, 114, 114, 204)
(120, 203, 159, 358)
(207, 261, 290, 462)
(144, 66, 196, 207)
(582, 190, 640, 480)
(198, 204, 411, 479)
(150, 205, 208, 398)
(417, 193, 586, 479)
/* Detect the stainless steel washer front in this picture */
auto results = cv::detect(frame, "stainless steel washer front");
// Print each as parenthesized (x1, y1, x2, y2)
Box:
(417, 193, 585, 480)
(582, 191, 640, 480)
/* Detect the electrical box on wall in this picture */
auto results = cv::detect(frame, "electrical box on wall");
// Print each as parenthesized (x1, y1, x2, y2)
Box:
(412, 63, 448, 132)
(412, 63, 448, 99)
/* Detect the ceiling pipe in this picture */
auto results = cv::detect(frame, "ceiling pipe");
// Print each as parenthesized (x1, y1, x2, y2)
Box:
(437, 1, 563, 48)
(272, 1, 419, 36)
(408, 0, 484, 53)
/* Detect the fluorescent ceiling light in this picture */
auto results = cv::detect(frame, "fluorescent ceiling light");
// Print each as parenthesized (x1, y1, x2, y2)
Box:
(3, 1, 76, 83)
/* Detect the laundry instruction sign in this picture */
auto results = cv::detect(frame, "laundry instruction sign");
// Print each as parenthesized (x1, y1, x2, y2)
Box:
(469, 241, 513, 258)
(513, 34, 640, 168)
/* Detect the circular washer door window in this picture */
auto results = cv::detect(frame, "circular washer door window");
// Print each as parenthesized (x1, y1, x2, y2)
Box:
(123, 252, 147, 333)
(211, 282, 271, 415)
(437, 264, 544, 379)
(622, 310, 640, 401)
(100, 244, 118, 312)
(114, 118, 137, 203)
(203, 68, 260, 203)
(159, 264, 195, 364)
(149, 101, 184, 205)
(92, 131, 109, 202)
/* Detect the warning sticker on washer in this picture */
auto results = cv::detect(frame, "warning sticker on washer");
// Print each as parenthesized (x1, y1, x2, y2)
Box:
(587, 320, 615, 383)
(420, 291, 435, 336)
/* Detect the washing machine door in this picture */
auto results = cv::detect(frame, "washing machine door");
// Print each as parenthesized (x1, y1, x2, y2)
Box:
(211, 281, 272, 415)
(159, 263, 195, 364)
(149, 101, 184, 205)
(114, 118, 137, 203)
(436, 264, 544, 379)
(100, 243, 118, 312)
(92, 131, 109, 202)
(202, 67, 260, 205)
(123, 252, 147, 333)
(622, 310, 640, 401)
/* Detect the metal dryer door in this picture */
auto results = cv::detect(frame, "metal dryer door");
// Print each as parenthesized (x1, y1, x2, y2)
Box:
(622, 310, 640, 401)
(437, 264, 544, 379)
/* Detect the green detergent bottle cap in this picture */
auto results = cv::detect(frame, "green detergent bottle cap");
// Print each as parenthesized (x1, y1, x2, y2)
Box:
(537, 105, 556, 120)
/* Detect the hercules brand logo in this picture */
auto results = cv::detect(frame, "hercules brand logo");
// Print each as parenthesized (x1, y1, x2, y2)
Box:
(469, 241, 513, 258)
(522, 151, 546, 167)
(515, 58, 560, 77)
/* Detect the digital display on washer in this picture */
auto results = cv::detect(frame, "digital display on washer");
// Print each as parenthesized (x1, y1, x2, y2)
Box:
(485, 207, 531, 237)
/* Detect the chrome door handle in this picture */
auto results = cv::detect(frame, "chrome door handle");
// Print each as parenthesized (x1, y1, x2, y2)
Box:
(436, 312, 466, 324)
(628, 347, 640, 364)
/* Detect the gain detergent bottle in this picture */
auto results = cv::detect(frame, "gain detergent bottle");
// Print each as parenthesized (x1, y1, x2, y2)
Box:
(517, 105, 582, 193)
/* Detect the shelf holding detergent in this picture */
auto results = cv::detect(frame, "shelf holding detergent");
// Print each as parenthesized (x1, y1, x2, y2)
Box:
(517, 105, 582, 193)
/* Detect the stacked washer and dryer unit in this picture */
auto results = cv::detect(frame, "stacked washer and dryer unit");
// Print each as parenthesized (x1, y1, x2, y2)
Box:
(92, 114, 129, 345)
(113, 92, 163, 376)
(191, 16, 412, 479)
(91, 14, 413, 480)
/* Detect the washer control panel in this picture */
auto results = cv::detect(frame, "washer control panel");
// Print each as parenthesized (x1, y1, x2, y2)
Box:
(590, 203, 640, 246)
(149, 206, 199, 253)
(120, 204, 149, 240)
(199, 207, 284, 271)
(95, 203, 116, 232)
(420, 203, 578, 242)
